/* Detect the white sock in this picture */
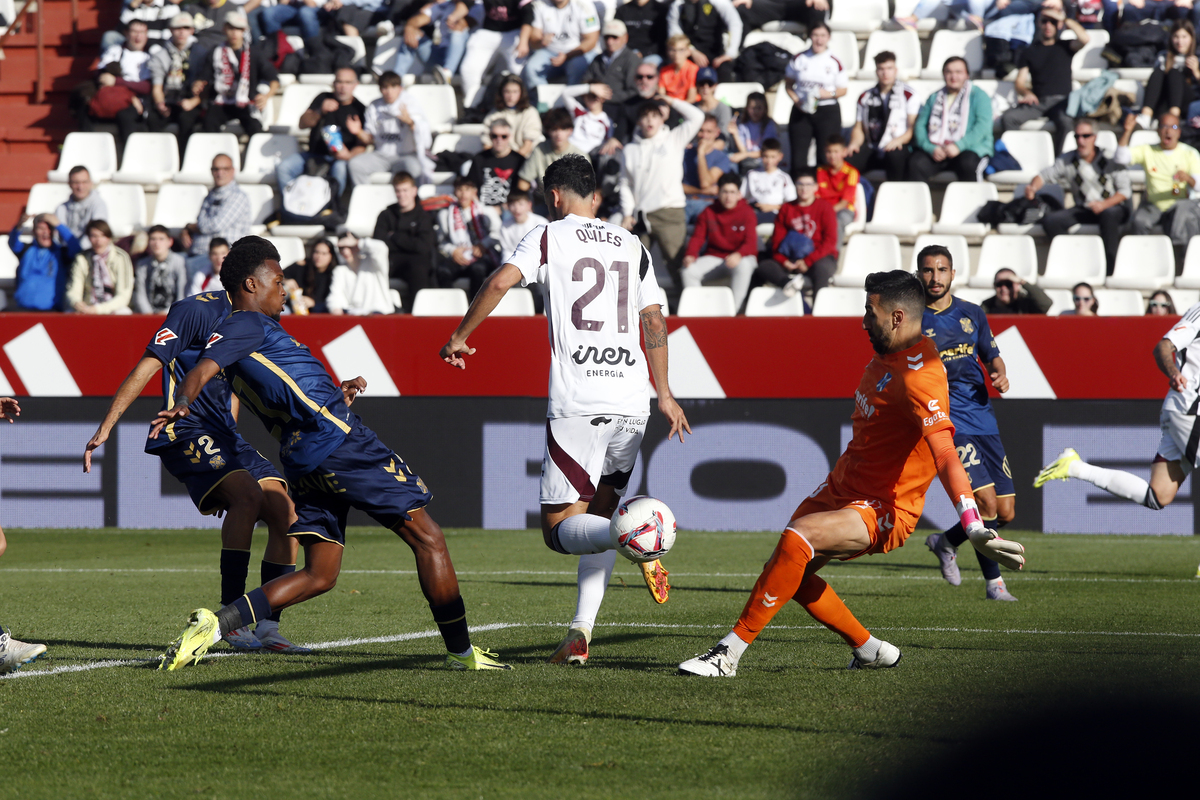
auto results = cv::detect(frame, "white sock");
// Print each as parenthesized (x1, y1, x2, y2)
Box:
(853, 635, 882, 661)
(719, 631, 749, 659)
(570, 550, 617, 632)
(987, 577, 1005, 590)
(1068, 460, 1152, 505)
(454, 646, 474, 658)
(553, 514, 614, 555)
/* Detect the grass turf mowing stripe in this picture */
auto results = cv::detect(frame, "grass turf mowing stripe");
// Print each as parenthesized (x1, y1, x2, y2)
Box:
(8, 621, 1200, 681)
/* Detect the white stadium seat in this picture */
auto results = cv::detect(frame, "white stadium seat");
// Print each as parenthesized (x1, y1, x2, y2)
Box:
(0, 235, 20, 285)
(844, 182, 868, 236)
(1062, 129, 1118, 157)
(812, 286, 866, 316)
(1041, 235, 1107, 289)
(1094, 289, 1146, 316)
(1070, 29, 1110, 81)
(715, 82, 765, 110)
(431, 133, 485, 155)
(742, 30, 809, 54)
(1169, 288, 1199, 311)
(267, 236, 306, 268)
(412, 287, 470, 316)
(48, 132, 119, 182)
(771, 84, 798, 126)
(344, 184, 398, 237)
(21, 183, 71, 231)
(969, 234, 1039, 288)
(111, 132, 180, 185)
(864, 182, 933, 236)
(354, 84, 383, 106)
(270, 83, 329, 136)
(932, 181, 998, 238)
(744, 286, 805, 316)
(908, 234, 969, 278)
(857, 30, 921, 80)
(175, 133, 241, 186)
(952, 287, 993, 306)
(921, 31, 984, 79)
(1107, 235, 1174, 291)
(93, 183, 146, 237)
(240, 184, 278, 233)
(1045, 288, 1074, 316)
(491, 288, 537, 316)
(151, 183, 210, 234)
(829, 0, 887, 33)
(829, 32, 860, 77)
(1177, 238, 1200, 289)
(405, 85, 459, 133)
(677, 286, 736, 317)
(988, 130, 1055, 185)
(832, 234, 902, 287)
(240, 133, 301, 185)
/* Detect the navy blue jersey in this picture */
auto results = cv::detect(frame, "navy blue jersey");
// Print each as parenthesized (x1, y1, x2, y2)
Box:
(144, 291, 237, 452)
(202, 310, 352, 477)
(922, 296, 1001, 436)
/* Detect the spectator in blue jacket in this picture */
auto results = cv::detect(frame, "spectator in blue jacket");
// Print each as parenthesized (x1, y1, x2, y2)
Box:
(9, 213, 81, 311)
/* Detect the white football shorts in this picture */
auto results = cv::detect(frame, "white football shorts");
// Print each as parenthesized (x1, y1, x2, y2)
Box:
(540, 415, 648, 505)
(1156, 409, 1200, 476)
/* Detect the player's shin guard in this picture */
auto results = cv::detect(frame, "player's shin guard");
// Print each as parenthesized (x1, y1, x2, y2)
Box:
(260, 561, 296, 622)
(216, 588, 273, 636)
(793, 574, 871, 648)
(219, 549, 252, 606)
(732, 528, 814, 644)
(430, 596, 471, 655)
(549, 515, 613, 555)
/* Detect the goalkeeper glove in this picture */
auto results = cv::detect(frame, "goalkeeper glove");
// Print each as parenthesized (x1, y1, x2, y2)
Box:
(955, 495, 1026, 571)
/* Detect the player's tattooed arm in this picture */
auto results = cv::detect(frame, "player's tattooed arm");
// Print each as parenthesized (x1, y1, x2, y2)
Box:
(640, 304, 692, 442)
(1154, 339, 1186, 391)
(640, 307, 668, 349)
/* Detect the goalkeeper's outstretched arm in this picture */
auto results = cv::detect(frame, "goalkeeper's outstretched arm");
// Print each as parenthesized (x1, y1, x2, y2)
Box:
(926, 428, 1026, 570)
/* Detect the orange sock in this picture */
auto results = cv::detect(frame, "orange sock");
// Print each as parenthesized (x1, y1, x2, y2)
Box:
(793, 574, 870, 648)
(732, 528, 813, 644)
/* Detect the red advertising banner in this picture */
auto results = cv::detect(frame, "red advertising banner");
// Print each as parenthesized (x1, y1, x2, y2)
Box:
(0, 312, 1172, 400)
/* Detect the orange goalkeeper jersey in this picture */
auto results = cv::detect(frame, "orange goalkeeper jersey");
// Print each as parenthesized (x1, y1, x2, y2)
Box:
(828, 336, 956, 521)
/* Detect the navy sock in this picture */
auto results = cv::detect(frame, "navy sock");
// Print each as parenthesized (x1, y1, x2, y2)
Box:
(260, 561, 296, 622)
(219, 549, 252, 606)
(943, 522, 967, 547)
(216, 588, 273, 636)
(430, 596, 470, 654)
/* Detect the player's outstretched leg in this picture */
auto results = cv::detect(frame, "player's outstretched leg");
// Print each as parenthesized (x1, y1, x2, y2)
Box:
(0, 628, 47, 674)
(394, 509, 511, 670)
(252, 481, 310, 653)
(1035, 448, 1168, 509)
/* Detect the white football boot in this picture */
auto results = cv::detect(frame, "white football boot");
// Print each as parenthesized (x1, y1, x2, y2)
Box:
(679, 642, 739, 677)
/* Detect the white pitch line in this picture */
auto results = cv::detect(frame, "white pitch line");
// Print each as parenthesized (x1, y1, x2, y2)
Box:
(7, 620, 1200, 681)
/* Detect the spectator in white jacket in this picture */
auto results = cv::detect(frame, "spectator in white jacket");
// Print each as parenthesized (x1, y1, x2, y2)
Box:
(618, 92, 705, 294)
(347, 70, 435, 187)
(328, 235, 396, 315)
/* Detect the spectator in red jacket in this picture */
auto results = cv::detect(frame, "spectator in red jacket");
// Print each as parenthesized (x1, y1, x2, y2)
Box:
(681, 173, 758, 311)
(758, 170, 838, 298)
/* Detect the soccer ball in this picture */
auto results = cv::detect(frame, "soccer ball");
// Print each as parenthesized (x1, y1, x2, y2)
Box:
(610, 496, 677, 563)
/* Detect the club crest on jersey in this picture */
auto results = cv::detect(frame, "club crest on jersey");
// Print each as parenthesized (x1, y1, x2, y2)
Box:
(208, 454, 226, 470)
(205, 332, 223, 348)
(876, 372, 892, 392)
(960, 317, 975, 334)
(154, 328, 178, 346)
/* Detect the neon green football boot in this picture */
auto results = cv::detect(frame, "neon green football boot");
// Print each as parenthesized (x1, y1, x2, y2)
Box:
(160, 609, 220, 671)
(1033, 447, 1081, 488)
(446, 645, 513, 670)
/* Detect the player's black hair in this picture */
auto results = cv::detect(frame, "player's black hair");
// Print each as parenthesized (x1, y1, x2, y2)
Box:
(916, 243, 953, 271)
(717, 172, 741, 189)
(865, 270, 926, 317)
(542, 154, 596, 200)
(221, 235, 281, 296)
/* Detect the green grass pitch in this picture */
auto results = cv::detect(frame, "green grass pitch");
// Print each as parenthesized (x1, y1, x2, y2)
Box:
(3, 527, 1200, 799)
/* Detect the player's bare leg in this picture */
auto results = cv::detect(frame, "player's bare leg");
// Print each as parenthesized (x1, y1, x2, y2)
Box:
(253, 480, 308, 652)
(209, 472, 268, 649)
(393, 508, 461, 606)
(681, 509, 899, 676)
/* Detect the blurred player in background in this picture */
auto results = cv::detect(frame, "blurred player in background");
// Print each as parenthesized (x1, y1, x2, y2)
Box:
(1036, 303, 1200, 575)
(153, 237, 510, 671)
(84, 290, 308, 652)
(440, 154, 690, 666)
(917, 245, 1019, 602)
(0, 397, 48, 674)
(679, 271, 1025, 677)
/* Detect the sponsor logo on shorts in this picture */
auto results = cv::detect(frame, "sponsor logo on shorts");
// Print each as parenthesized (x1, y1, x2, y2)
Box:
(154, 328, 178, 346)
(591, 417, 613, 426)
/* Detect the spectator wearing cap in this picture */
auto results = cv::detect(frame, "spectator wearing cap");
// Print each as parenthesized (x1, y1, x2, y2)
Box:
(994, 6, 1085, 155)
(667, 0, 743, 83)
(148, 14, 202, 153)
(846, 50, 918, 182)
(56, 167, 109, 241)
(616, 0, 669, 65)
(907, 56, 993, 183)
(522, 0, 602, 90)
(193, 11, 279, 136)
(982, 269, 1052, 314)
(683, 113, 735, 222)
(1025, 118, 1131, 274)
(581, 20, 642, 106)
(192, 0, 246, 53)
(682, 173, 758, 311)
(436, 175, 500, 300)
(693, 66, 733, 135)
(348, 70, 433, 187)
(276, 67, 366, 194)
(328, 235, 395, 315)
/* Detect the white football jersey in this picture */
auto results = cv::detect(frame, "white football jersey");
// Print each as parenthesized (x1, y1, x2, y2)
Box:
(508, 213, 664, 418)
(1162, 303, 1200, 415)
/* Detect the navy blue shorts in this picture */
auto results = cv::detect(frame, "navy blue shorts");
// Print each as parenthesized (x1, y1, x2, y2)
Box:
(155, 430, 286, 515)
(954, 432, 1015, 498)
(287, 419, 433, 547)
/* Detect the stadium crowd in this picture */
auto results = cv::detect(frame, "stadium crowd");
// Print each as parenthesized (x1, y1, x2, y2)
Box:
(14, 0, 1200, 316)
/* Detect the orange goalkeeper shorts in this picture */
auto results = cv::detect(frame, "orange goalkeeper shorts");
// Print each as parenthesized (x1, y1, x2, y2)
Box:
(792, 480, 919, 560)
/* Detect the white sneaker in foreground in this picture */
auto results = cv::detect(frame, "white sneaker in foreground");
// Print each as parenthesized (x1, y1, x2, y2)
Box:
(0, 631, 47, 674)
(926, 532, 961, 587)
(222, 626, 263, 650)
(256, 627, 313, 653)
(678, 642, 739, 677)
(848, 640, 901, 670)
